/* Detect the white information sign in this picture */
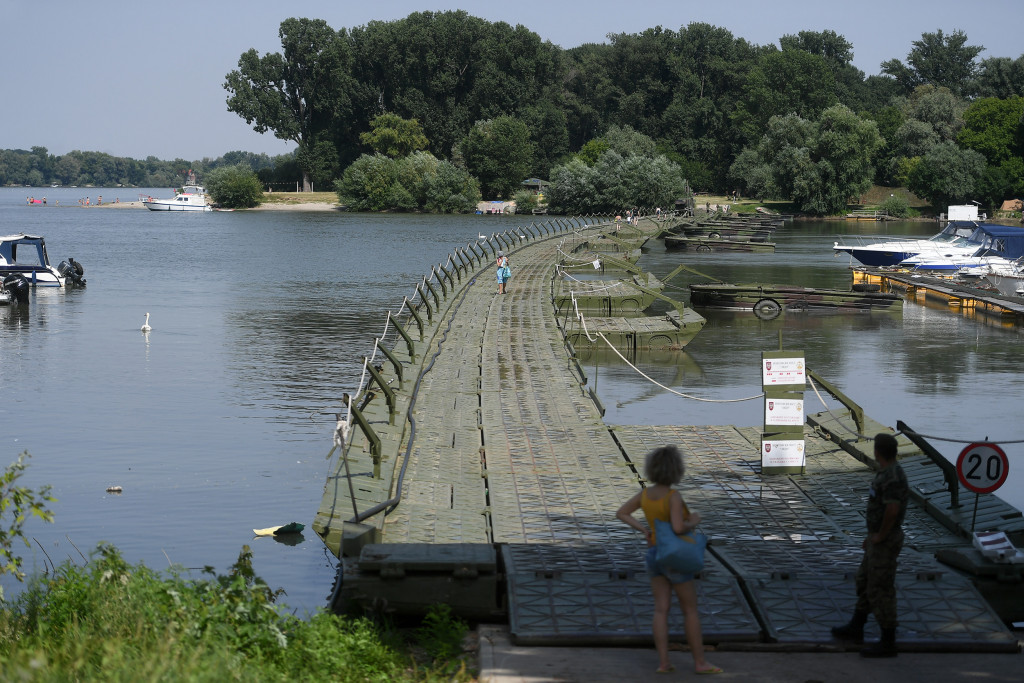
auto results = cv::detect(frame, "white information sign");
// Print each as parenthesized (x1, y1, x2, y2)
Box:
(761, 439, 806, 468)
(762, 357, 805, 385)
(764, 398, 804, 426)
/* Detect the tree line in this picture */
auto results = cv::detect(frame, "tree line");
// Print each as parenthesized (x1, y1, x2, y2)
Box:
(6, 13, 1022, 215)
(223, 13, 1024, 214)
(0, 147, 299, 191)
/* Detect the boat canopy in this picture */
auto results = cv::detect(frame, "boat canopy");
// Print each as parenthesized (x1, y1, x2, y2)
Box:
(966, 225, 1024, 260)
(0, 233, 49, 267)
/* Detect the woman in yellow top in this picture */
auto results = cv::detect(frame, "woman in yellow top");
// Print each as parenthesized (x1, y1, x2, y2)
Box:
(616, 445, 722, 675)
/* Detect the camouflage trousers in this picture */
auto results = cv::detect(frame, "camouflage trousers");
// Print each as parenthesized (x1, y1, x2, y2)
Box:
(855, 529, 903, 628)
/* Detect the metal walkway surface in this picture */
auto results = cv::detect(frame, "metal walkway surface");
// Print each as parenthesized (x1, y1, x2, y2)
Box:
(315, 217, 1018, 653)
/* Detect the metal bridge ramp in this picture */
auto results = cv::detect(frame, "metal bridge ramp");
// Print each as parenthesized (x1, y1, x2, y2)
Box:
(609, 424, 1018, 652)
(503, 542, 759, 646)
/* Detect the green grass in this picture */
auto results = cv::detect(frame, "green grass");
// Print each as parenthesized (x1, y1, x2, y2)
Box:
(0, 544, 475, 682)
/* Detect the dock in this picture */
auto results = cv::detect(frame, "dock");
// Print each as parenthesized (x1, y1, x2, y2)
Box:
(854, 268, 1024, 325)
(313, 216, 1022, 653)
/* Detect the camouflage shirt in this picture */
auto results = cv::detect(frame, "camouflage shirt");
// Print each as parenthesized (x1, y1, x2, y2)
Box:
(866, 463, 909, 533)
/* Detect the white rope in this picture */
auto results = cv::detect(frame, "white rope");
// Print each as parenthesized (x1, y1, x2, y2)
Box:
(591, 331, 763, 403)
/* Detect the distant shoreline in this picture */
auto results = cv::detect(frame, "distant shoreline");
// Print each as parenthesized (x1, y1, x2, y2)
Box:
(61, 199, 341, 211)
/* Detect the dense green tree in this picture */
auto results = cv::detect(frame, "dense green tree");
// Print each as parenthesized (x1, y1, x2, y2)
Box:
(732, 48, 838, 145)
(958, 96, 1024, 164)
(460, 116, 534, 198)
(546, 150, 688, 214)
(734, 105, 881, 215)
(335, 152, 479, 212)
(205, 165, 264, 208)
(906, 141, 986, 208)
(976, 56, 1024, 98)
(347, 12, 561, 166)
(881, 29, 983, 97)
(359, 113, 429, 158)
(224, 18, 355, 190)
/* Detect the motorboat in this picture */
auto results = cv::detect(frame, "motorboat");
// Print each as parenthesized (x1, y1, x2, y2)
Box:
(958, 258, 1024, 297)
(0, 233, 86, 288)
(897, 224, 1024, 272)
(142, 170, 212, 212)
(832, 205, 985, 266)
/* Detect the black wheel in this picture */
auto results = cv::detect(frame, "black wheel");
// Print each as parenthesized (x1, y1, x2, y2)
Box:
(708, 232, 721, 239)
(696, 244, 712, 253)
(753, 298, 782, 320)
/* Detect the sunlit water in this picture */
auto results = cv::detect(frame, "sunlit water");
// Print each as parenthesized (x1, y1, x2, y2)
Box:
(2, 188, 1022, 611)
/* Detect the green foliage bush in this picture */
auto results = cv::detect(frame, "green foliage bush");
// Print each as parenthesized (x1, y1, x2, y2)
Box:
(335, 152, 480, 212)
(0, 544, 472, 682)
(1, 452, 55, 596)
(206, 164, 264, 208)
(880, 194, 911, 217)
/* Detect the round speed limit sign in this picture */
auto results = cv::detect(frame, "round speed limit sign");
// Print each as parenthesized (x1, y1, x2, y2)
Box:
(956, 442, 1009, 494)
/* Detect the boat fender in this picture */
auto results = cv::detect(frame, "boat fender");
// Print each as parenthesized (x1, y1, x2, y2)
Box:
(2, 274, 30, 305)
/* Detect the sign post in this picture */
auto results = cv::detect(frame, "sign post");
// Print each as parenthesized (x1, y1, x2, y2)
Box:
(761, 351, 805, 474)
(956, 442, 1009, 531)
(956, 442, 1009, 494)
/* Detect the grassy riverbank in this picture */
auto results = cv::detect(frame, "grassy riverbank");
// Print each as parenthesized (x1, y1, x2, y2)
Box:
(0, 545, 475, 682)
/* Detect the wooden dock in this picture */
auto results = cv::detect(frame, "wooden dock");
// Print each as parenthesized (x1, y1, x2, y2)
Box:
(313, 217, 1021, 652)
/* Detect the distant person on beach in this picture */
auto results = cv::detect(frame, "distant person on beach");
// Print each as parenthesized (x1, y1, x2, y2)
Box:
(616, 446, 722, 675)
(832, 432, 908, 657)
(496, 250, 510, 295)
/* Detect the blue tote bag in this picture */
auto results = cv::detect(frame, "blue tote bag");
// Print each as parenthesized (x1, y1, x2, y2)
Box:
(654, 518, 707, 574)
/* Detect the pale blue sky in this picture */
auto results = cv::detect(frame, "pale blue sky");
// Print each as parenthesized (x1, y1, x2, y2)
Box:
(2, 0, 1021, 160)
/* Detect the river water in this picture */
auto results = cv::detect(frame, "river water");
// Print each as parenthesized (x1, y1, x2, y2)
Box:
(2, 187, 1022, 612)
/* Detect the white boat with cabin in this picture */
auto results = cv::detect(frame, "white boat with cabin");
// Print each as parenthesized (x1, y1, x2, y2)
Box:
(142, 170, 212, 212)
(832, 205, 984, 266)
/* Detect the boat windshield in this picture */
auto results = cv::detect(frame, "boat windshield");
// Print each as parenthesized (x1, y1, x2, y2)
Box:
(927, 221, 979, 244)
(8, 239, 46, 267)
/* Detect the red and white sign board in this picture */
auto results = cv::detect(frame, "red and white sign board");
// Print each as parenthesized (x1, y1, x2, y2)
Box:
(761, 439, 805, 468)
(761, 357, 805, 385)
(765, 398, 804, 426)
(956, 442, 1009, 494)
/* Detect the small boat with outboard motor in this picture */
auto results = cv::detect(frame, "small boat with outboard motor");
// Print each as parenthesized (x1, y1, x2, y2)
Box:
(0, 233, 86, 290)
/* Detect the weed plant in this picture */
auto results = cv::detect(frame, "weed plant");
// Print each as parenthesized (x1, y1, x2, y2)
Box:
(0, 544, 474, 682)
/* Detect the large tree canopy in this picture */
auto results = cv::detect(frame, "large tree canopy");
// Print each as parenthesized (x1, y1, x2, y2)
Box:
(224, 18, 355, 190)
(881, 29, 983, 98)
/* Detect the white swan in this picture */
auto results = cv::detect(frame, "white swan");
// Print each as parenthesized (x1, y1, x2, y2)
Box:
(141, 312, 151, 332)
(478, 233, 486, 240)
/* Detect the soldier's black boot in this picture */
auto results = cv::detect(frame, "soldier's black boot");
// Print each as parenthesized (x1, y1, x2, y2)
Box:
(860, 627, 898, 657)
(830, 611, 867, 644)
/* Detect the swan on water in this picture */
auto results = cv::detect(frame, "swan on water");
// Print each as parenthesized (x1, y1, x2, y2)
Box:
(478, 233, 486, 240)
(141, 312, 151, 332)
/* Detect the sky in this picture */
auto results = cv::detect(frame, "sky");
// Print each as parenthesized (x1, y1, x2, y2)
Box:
(2, 0, 1022, 161)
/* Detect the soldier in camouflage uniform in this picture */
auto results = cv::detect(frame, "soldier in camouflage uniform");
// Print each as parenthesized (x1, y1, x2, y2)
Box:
(831, 432, 908, 658)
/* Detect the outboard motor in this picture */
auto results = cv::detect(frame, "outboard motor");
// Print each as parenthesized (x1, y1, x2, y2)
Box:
(57, 257, 86, 287)
(3, 274, 30, 305)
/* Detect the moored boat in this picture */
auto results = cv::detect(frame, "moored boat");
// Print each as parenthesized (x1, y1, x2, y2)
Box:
(832, 205, 1002, 266)
(0, 233, 85, 288)
(142, 170, 212, 212)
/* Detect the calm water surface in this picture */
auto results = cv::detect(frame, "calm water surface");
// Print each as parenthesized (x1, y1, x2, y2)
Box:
(2, 188, 1021, 611)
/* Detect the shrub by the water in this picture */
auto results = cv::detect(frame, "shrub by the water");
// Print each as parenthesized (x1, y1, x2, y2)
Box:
(0, 544, 473, 681)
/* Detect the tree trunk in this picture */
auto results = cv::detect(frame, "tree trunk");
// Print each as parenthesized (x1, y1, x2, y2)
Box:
(302, 171, 312, 193)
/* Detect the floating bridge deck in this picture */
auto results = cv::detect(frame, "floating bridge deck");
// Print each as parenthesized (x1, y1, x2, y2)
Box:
(314, 217, 1021, 653)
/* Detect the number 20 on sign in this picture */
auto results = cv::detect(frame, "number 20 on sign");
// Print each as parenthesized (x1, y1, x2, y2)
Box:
(956, 442, 1009, 494)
